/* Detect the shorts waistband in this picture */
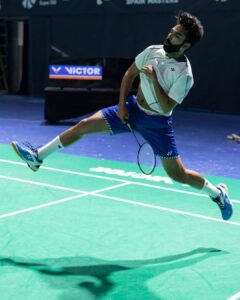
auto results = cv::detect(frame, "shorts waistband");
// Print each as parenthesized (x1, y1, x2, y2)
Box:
(136, 101, 160, 116)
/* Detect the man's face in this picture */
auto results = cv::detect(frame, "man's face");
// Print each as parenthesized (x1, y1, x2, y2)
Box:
(163, 24, 188, 53)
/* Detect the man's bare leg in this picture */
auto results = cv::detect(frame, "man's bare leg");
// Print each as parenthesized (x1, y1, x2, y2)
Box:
(160, 156, 233, 220)
(37, 111, 109, 160)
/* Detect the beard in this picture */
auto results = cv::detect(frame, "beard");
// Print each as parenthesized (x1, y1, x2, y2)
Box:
(163, 38, 184, 53)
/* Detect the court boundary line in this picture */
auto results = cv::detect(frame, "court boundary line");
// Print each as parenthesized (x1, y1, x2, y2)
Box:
(0, 158, 239, 202)
(0, 174, 240, 227)
(228, 292, 240, 300)
(0, 175, 90, 193)
(0, 182, 130, 219)
(92, 193, 240, 227)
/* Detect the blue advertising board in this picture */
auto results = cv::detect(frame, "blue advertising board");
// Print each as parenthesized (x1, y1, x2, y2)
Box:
(49, 65, 103, 80)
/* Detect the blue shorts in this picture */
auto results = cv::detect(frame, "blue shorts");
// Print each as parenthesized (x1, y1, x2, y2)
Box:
(101, 95, 179, 159)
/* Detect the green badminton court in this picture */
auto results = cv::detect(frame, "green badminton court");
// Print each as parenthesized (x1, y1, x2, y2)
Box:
(0, 144, 240, 300)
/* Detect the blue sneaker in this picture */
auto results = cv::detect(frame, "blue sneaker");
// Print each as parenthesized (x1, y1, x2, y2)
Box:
(12, 141, 42, 172)
(211, 184, 233, 220)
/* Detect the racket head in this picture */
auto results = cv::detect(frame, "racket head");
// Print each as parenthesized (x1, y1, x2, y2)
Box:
(137, 142, 156, 175)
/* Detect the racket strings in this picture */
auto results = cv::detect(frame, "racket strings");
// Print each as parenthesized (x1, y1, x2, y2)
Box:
(138, 142, 156, 175)
(126, 121, 156, 175)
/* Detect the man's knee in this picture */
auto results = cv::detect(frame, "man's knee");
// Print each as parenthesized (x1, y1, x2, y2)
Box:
(74, 113, 107, 134)
(165, 168, 188, 184)
(72, 118, 92, 136)
(77, 118, 89, 130)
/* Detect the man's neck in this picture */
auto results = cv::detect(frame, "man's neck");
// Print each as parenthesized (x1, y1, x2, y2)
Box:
(166, 52, 186, 61)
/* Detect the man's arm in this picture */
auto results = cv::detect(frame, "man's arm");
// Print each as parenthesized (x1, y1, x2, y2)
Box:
(141, 65, 178, 114)
(117, 62, 140, 122)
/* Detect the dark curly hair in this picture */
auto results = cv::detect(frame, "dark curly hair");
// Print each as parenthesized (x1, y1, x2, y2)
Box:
(177, 11, 204, 47)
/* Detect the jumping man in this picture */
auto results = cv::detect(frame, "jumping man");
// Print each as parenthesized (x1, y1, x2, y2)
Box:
(12, 11, 233, 220)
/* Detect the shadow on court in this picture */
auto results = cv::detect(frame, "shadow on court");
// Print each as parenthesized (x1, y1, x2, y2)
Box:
(0, 248, 226, 300)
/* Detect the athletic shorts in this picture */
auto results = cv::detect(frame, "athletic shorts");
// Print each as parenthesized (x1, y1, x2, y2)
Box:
(100, 95, 179, 159)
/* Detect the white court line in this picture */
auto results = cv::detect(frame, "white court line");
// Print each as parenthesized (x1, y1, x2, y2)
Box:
(0, 175, 88, 194)
(0, 194, 85, 219)
(228, 292, 240, 300)
(0, 158, 239, 202)
(92, 193, 240, 227)
(0, 158, 239, 224)
(0, 182, 130, 219)
(1, 180, 240, 227)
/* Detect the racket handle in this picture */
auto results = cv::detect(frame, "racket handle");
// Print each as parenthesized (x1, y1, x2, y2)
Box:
(123, 117, 132, 132)
(126, 122, 132, 131)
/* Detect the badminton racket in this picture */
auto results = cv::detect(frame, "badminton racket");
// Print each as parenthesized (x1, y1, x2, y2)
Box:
(125, 121, 156, 175)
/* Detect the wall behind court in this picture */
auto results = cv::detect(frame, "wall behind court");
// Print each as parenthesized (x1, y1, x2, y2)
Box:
(0, 0, 239, 113)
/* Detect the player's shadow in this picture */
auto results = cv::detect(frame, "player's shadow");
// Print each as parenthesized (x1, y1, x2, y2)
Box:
(0, 247, 226, 300)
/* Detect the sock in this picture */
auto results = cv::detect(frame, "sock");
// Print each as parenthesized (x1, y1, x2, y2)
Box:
(37, 136, 64, 161)
(202, 179, 220, 199)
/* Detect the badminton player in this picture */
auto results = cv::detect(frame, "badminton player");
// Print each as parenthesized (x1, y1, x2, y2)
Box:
(12, 11, 233, 220)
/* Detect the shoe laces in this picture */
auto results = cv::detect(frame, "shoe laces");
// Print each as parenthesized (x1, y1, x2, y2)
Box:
(212, 192, 225, 210)
(23, 142, 42, 163)
(23, 142, 37, 153)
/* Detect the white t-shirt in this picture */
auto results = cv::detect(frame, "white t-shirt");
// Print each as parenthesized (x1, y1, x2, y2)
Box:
(135, 45, 194, 116)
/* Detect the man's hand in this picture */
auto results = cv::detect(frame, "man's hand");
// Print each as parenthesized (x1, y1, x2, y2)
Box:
(117, 103, 129, 123)
(140, 65, 157, 81)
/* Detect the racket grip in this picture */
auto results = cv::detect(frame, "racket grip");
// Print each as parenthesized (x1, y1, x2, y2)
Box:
(125, 122, 132, 131)
(123, 116, 132, 131)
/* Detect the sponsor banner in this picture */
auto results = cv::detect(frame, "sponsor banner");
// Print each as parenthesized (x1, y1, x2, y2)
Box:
(0, 0, 238, 16)
(49, 65, 103, 80)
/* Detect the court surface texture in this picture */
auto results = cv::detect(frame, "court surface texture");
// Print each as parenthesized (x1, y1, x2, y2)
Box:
(0, 95, 239, 300)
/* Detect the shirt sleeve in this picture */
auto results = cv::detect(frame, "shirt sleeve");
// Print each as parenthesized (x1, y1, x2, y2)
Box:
(135, 46, 152, 70)
(168, 74, 194, 104)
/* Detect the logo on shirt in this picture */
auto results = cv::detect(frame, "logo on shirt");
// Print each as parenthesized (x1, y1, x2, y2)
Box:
(171, 67, 175, 71)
